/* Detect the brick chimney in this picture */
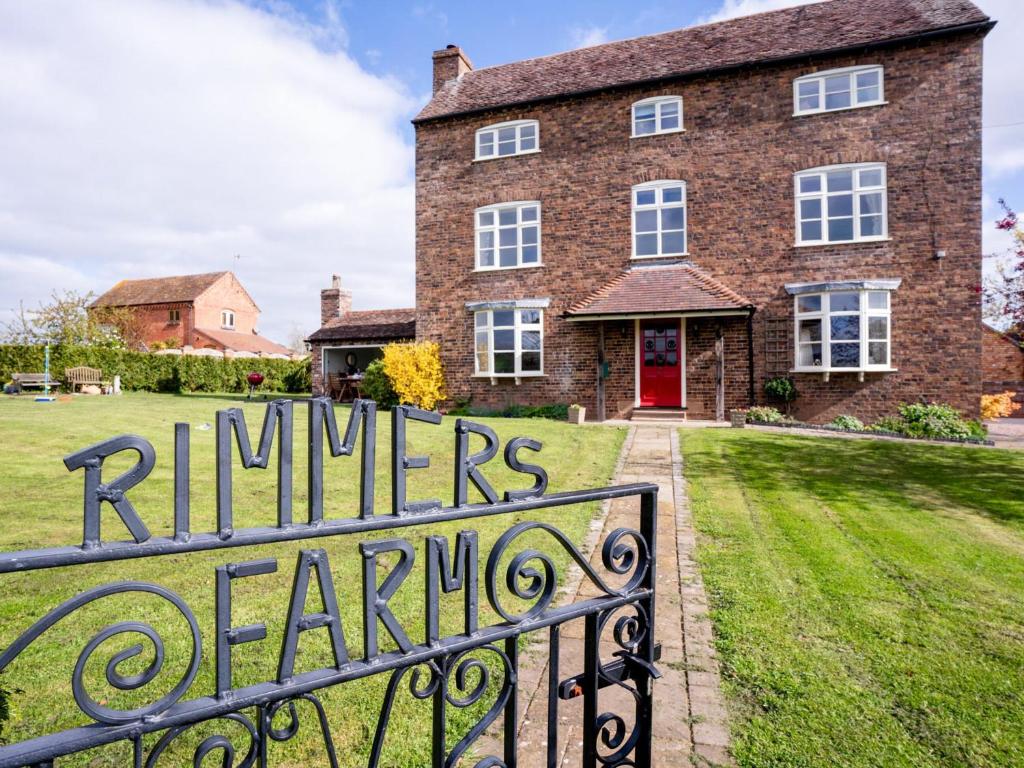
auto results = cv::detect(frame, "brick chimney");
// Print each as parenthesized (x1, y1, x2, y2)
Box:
(320, 274, 352, 326)
(432, 44, 473, 94)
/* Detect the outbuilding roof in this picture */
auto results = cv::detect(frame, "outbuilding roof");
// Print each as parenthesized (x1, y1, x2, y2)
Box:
(307, 309, 417, 343)
(416, 0, 991, 123)
(567, 262, 753, 319)
(193, 327, 294, 357)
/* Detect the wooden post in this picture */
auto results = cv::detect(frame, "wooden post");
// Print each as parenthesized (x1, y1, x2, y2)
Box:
(715, 325, 725, 422)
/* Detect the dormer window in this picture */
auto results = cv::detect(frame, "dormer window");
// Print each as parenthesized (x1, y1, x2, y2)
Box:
(794, 66, 884, 116)
(221, 310, 235, 329)
(631, 96, 683, 137)
(475, 120, 539, 160)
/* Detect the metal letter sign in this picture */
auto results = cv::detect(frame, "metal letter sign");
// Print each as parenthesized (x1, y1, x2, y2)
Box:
(0, 398, 659, 767)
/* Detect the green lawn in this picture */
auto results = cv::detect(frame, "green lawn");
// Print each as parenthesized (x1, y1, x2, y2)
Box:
(0, 393, 625, 766)
(681, 429, 1024, 768)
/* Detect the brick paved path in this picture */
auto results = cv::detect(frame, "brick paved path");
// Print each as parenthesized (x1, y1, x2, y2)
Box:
(482, 425, 732, 766)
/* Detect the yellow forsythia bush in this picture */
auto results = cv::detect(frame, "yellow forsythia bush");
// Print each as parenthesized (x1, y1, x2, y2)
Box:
(381, 341, 446, 411)
(981, 391, 1020, 420)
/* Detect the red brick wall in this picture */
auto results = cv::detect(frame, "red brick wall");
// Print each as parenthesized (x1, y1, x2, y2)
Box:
(193, 274, 259, 336)
(129, 303, 192, 349)
(982, 325, 1024, 399)
(414, 33, 985, 422)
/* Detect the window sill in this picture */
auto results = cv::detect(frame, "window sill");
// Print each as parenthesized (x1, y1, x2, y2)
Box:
(793, 100, 888, 118)
(474, 263, 543, 272)
(630, 128, 685, 139)
(794, 237, 891, 248)
(221, 326, 235, 331)
(473, 149, 541, 163)
(473, 373, 545, 386)
(791, 367, 897, 382)
(631, 252, 689, 260)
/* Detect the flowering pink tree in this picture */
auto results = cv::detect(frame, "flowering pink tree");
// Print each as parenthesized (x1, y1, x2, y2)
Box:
(984, 200, 1024, 331)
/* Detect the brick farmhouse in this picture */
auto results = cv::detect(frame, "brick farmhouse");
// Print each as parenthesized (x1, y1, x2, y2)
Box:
(982, 323, 1024, 406)
(91, 271, 294, 358)
(309, 0, 994, 422)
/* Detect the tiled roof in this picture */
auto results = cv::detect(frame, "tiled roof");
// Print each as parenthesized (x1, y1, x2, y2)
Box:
(567, 262, 753, 318)
(416, 0, 990, 122)
(194, 327, 294, 356)
(984, 322, 1024, 349)
(91, 272, 230, 307)
(307, 308, 417, 343)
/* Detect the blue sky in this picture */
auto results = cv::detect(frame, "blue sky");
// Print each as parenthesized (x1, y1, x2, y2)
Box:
(0, 0, 1020, 345)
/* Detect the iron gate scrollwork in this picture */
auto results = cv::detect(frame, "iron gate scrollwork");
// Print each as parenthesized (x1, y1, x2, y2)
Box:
(0, 397, 659, 767)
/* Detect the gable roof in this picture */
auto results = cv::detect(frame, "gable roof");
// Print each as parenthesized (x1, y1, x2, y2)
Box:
(567, 262, 753, 318)
(91, 272, 230, 308)
(983, 322, 1024, 350)
(307, 308, 417, 343)
(416, 0, 991, 123)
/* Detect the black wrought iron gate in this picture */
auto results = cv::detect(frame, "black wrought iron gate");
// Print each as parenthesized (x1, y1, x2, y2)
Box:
(0, 398, 659, 767)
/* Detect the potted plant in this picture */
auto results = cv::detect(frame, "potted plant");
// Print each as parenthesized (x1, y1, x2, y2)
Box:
(568, 403, 586, 424)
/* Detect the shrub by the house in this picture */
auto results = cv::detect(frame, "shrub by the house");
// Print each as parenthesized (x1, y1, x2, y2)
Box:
(381, 341, 446, 411)
(359, 360, 399, 408)
(981, 391, 1020, 420)
(829, 414, 865, 431)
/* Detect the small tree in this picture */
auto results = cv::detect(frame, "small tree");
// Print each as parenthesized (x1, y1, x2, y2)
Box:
(0, 290, 141, 349)
(984, 199, 1024, 332)
(381, 341, 446, 411)
(764, 376, 798, 415)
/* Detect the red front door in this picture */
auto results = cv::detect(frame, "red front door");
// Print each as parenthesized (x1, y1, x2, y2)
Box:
(639, 320, 682, 407)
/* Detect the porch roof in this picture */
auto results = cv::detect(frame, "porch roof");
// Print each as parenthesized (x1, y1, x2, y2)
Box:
(307, 308, 416, 344)
(566, 262, 754, 320)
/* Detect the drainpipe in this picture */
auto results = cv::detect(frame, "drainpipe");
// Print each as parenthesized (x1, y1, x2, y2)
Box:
(747, 309, 756, 406)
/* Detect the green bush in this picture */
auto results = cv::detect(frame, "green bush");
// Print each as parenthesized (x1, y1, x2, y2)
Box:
(0, 344, 306, 394)
(359, 359, 398, 408)
(829, 414, 865, 431)
(867, 403, 987, 441)
(764, 376, 798, 403)
(282, 358, 312, 393)
(746, 405, 786, 423)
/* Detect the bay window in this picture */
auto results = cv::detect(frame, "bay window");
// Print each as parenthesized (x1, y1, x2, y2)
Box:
(795, 163, 887, 245)
(474, 308, 543, 376)
(632, 181, 687, 258)
(788, 281, 898, 372)
(475, 202, 541, 269)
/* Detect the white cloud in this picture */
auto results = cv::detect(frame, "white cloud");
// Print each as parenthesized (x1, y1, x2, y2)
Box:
(699, 0, 824, 24)
(569, 25, 610, 49)
(0, 0, 416, 343)
(976, 0, 1024, 178)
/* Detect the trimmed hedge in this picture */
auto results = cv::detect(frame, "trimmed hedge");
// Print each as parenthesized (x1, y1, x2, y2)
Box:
(0, 344, 310, 394)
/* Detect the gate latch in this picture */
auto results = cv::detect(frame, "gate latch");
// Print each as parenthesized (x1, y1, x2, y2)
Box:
(558, 644, 662, 700)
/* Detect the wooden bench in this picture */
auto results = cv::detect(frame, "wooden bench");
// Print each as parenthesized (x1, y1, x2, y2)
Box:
(11, 373, 60, 393)
(64, 366, 102, 392)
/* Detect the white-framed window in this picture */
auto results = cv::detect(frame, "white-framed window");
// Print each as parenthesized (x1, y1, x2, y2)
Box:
(168, 308, 180, 324)
(795, 163, 887, 245)
(475, 201, 541, 270)
(474, 308, 543, 376)
(475, 120, 539, 160)
(632, 181, 686, 258)
(794, 289, 892, 372)
(221, 310, 235, 329)
(632, 96, 683, 137)
(793, 65, 884, 115)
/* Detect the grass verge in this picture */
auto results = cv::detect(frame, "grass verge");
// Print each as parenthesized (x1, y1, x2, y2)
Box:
(681, 428, 1024, 768)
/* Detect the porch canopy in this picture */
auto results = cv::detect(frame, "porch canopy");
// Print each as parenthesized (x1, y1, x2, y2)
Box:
(565, 261, 753, 320)
(566, 261, 755, 420)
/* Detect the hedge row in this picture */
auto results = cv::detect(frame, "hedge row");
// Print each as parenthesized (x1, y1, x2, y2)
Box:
(0, 345, 311, 394)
